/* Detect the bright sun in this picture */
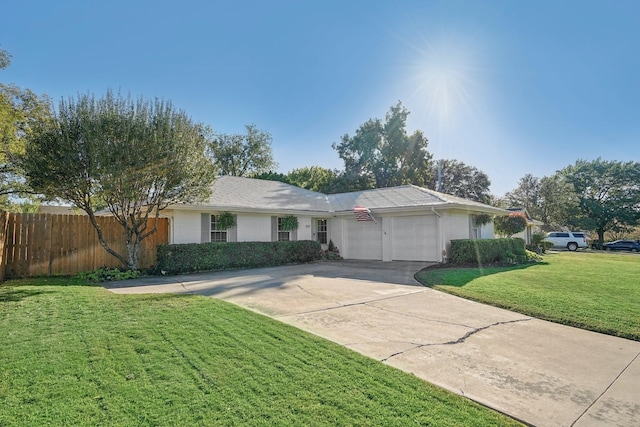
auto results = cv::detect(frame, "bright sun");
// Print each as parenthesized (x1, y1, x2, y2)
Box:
(401, 31, 487, 140)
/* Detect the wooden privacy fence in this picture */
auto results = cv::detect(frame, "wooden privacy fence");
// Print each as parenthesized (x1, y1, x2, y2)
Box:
(0, 211, 169, 279)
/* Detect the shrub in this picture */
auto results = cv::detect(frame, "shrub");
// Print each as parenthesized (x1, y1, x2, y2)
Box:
(525, 249, 543, 262)
(77, 267, 141, 282)
(527, 231, 552, 254)
(450, 238, 526, 265)
(156, 240, 322, 275)
(322, 249, 342, 260)
(494, 213, 527, 237)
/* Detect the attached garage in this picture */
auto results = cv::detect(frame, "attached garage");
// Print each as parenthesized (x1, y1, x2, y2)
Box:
(343, 215, 439, 262)
(344, 219, 383, 260)
(392, 215, 439, 261)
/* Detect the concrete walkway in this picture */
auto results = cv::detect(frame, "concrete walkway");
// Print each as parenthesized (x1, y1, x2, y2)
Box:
(106, 261, 640, 427)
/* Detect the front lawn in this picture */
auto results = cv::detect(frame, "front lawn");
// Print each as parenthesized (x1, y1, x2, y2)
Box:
(416, 251, 640, 341)
(0, 277, 522, 426)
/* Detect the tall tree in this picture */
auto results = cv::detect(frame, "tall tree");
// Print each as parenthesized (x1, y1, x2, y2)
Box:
(0, 48, 52, 205)
(208, 124, 276, 176)
(0, 48, 10, 69)
(501, 172, 578, 230)
(536, 174, 577, 231)
(561, 158, 640, 244)
(286, 166, 340, 194)
(431, 159, 492, 203)
(251, 171, 290, 184)
(22, 91, 214, 270)
(503, 174, 540, 214)
(253, 167, 342, 194)
(332, 102, 433, 191)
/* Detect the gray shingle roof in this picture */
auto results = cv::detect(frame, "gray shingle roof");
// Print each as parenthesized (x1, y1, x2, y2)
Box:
(202, 176, 330, 212)
(328, 185, 503, 213)
(177, 176, 504, 214)
(328, 186, 443, 211)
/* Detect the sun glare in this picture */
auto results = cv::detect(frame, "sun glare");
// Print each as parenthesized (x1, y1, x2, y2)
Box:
(398, 30, 489, 151)
(415, 39, 479, 123)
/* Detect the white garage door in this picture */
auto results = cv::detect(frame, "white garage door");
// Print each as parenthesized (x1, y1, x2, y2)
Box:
(344, 219, 383, 260)
(392, 215, 438, 261)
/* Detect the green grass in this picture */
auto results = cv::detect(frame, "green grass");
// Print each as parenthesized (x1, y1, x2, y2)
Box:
(416, 251, 640, 341)
(0, 277, 522, 426)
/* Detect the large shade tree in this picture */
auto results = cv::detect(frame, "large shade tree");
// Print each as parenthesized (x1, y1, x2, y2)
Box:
(536, 174, 578, 230)
(285, 166, 340, 194)
(502, 173, 578, 231)
(22, 91, 215, 270)
(253, 166, 341, 194)
(431, 159, 491, 203)
(332, 102, 433, 191)
(208, 124, 276, 176)
(561, 158, 640, 244)
(0, 48, 52, 206)
(503, 174, 540, 214)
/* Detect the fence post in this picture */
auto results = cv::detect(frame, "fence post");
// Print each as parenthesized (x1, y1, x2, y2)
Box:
(0, 210, 8, 282)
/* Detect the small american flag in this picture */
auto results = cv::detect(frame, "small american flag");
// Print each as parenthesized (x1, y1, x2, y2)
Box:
(354, 206, 376, 222)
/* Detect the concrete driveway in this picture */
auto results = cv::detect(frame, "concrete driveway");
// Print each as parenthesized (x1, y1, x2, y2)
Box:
(106, 261, 640, 427)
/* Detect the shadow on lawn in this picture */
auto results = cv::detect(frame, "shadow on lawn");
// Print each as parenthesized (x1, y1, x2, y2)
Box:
(416, 261, 548, 288)
(0, 288, 53, 303)
(0, 276, 97, 302)
(1, 276, 99, 288)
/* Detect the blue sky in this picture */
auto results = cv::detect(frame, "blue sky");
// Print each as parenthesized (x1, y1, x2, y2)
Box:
(2, 0, 639, 196)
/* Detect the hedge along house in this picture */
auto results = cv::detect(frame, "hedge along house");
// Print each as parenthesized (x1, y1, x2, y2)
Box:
(163, 176, 506, 263)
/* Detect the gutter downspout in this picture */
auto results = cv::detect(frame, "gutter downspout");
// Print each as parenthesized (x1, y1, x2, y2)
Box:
(431, 207, 444, 263)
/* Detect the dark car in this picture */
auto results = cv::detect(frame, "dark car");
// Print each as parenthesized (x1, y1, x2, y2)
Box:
(603, 240, 640, 252)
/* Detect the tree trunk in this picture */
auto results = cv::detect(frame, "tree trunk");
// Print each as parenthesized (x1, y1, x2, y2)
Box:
(86, 210, 129, 268)
(598, 227, 605, 248)
(123, 223, 140, 271)
(126, 239, 140, 271)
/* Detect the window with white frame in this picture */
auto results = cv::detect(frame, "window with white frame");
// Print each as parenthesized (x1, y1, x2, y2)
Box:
(316, 219, 328, 244)
(277, 217, 290, 241)
(210, 215, 227, 242)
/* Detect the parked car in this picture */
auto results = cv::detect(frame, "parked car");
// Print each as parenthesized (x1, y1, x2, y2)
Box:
(543, 231, 589, 251)
(603, 240, 640, 252)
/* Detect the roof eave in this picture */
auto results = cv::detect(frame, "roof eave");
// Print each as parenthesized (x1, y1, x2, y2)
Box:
(441, 203, 508, 215)
(166, 203, 330, 216)
(331, 203, 507, 216)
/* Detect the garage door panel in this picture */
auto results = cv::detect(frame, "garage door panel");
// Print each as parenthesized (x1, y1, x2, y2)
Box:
(345, 219, 382, 260)
(392, 216, 438, 261)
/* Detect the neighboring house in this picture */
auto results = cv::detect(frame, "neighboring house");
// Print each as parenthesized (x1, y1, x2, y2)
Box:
(506, 208, 544, 245)
(163, 176, 506, 263)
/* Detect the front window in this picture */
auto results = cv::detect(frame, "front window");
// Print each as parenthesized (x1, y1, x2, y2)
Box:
(316, 219, 328, 244)
(277, 217, 290, 241)
(211, 215, 227, 242)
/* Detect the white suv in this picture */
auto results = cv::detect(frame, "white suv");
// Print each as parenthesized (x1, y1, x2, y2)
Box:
(544, 232, 588, 251)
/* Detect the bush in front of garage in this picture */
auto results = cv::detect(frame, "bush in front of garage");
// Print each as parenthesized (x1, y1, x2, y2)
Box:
(156, 240, 322, 275)
(450, 238, 526, 265)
